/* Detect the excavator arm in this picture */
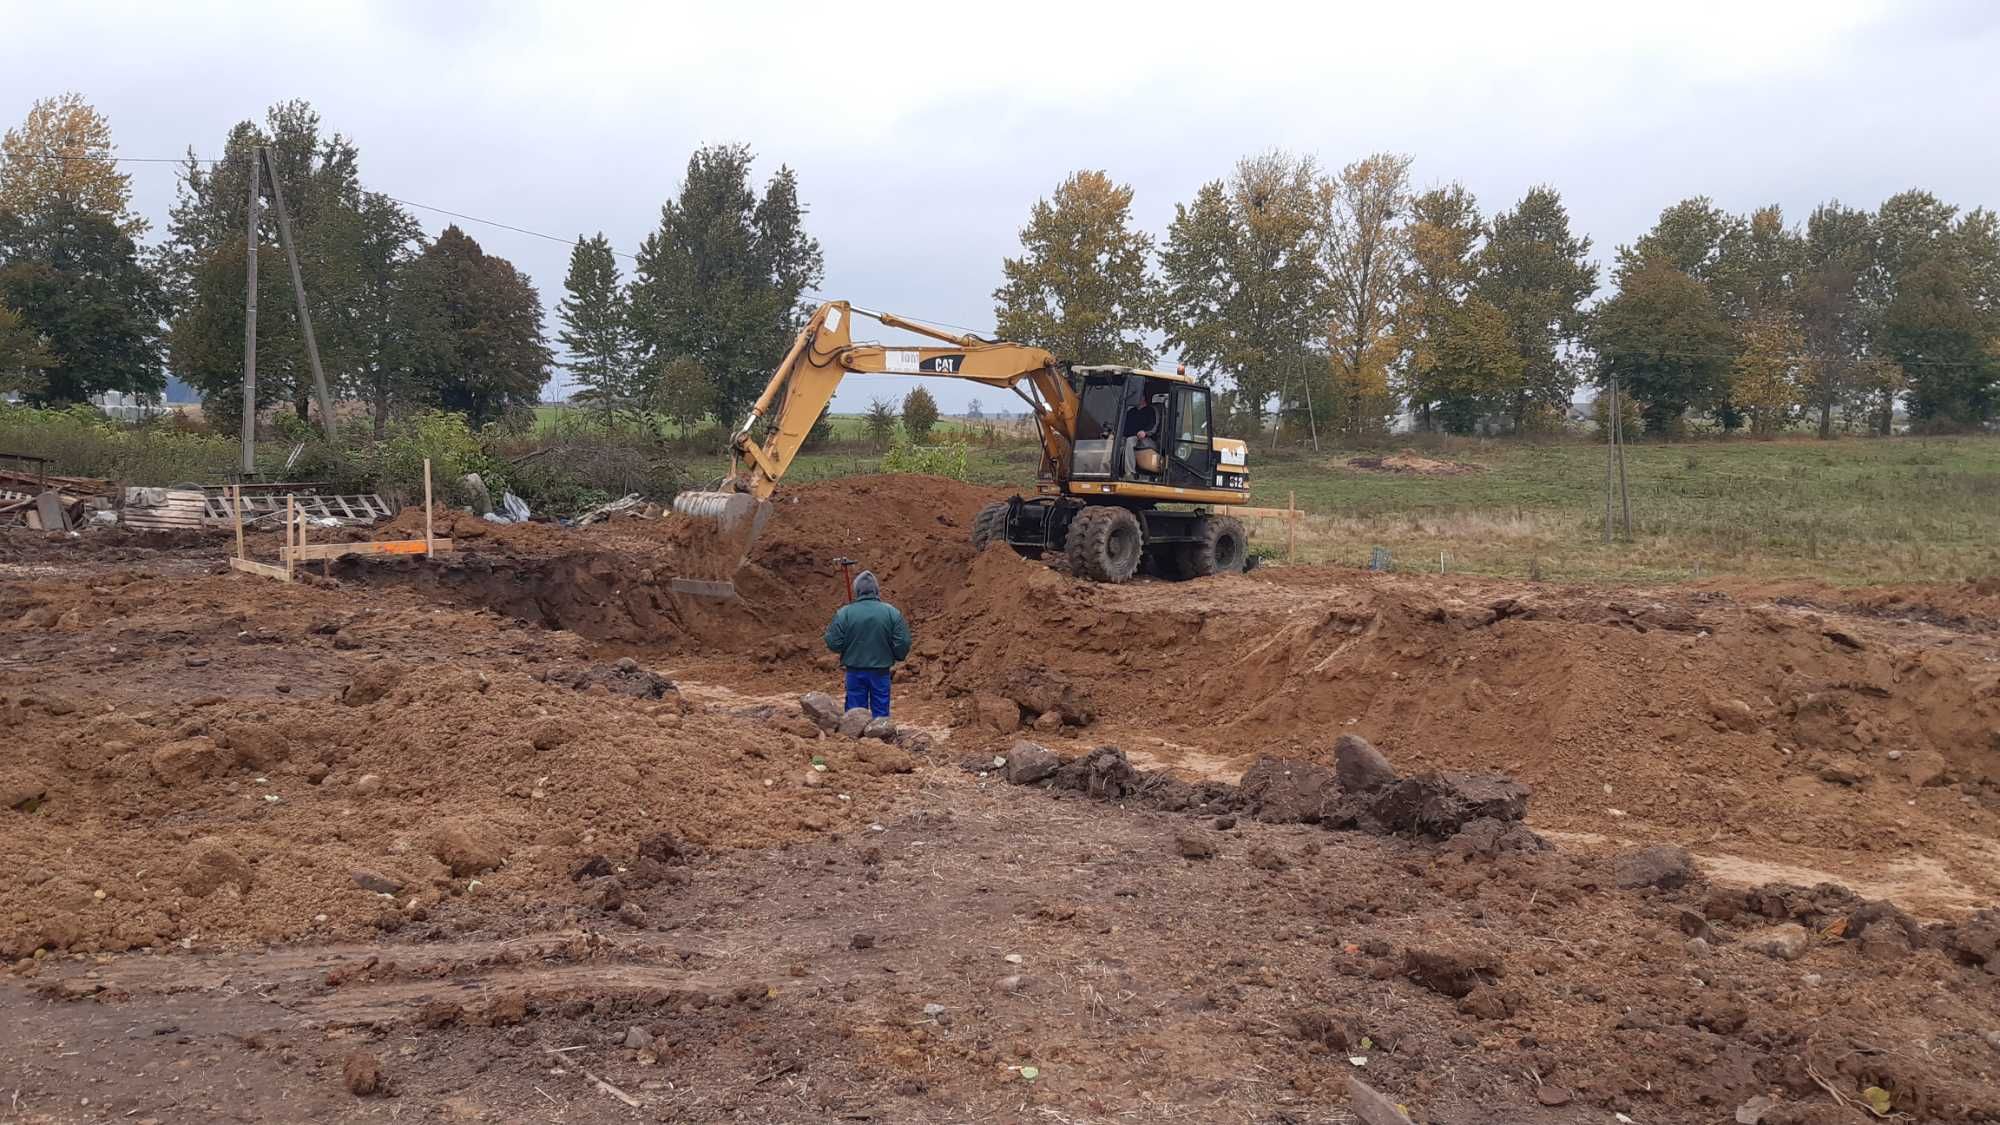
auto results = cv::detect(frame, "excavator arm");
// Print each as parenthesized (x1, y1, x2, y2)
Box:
(723, 301, 1080, 497)
(668, 301, 1080, 598)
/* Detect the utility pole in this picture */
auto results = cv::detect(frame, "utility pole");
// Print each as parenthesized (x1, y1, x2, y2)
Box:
(261, 147, 339, 442)
(240, 151, 261, 476)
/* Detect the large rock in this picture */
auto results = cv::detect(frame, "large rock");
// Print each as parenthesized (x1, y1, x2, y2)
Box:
(1004, 741, 1060, 785)
(1368, 772, 1530, 838)
(1000, 665, 1096, 727)
(837, 707, 872, 738)
(861, 716, 898, 741)
(1052, 746, 1139, 799)
(1334, 734, 1398, 792)
(429, 820, 509, 877)
(1238, 757, 1339, 823)
(799, 692, 843, 731)
(1614, 845, 1699, 891)
(970, 692, 1023, 735)
(179, 838, 253, 898)
(1744, 923, 1812, 962)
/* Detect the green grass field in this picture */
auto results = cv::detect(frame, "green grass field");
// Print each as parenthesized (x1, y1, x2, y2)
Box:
(779, 435, 2000, 585)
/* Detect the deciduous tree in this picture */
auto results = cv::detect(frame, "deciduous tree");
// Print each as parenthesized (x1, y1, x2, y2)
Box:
(404, 226, 552, 428)
(1160, 151, 1328, 433)
(1729, 315, 1804, 435)
(0, 202, 165, 404)
(1396, 183, 1486, 430)
(901, 385, 941, 443)
(649, 355, 712, 438)
(1477, 186, 1598, 429)
(863, 397, 899, 449)
(0, 302, 53, 396)
(1591, 262, 1733, 436)
(1796, 201, 1875, 437)
(0, 93, 145, 236)
(995, 170, 1157, 365)
(1323, 152, 1411, 438)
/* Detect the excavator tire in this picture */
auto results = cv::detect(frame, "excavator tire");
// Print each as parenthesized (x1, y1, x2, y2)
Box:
(970, 501, 1010, 552)
(1070, 505, 1143, 583)
(1185, 515, 1249, 577)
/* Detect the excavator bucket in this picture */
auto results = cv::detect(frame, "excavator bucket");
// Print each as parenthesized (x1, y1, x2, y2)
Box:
(668, 490, 772, 600)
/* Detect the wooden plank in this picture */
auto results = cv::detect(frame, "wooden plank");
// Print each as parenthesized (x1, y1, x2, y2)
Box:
(229, 557, 292, 581)
(1347, 1077, 1415, 1125)
(1216, 505, 1301, 520)
(232, 485, 244, 560)
(423, 458, 434, 558)
(280, 538, 454, 562)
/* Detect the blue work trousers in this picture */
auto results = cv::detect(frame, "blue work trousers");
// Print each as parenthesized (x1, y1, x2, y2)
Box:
(844, 667, 892, 718)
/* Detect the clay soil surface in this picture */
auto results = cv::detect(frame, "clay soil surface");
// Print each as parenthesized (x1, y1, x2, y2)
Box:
(3, 476, 1999, 1124)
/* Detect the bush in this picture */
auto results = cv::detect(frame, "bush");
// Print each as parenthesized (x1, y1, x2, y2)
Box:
(864, 398, 899, 449)
(0, 403, 237, 484)
(881, 435, 968, 480)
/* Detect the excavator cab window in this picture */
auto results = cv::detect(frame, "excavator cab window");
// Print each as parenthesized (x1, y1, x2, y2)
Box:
(1167, 385, 1215, 486)
(1071, 378, 1125, 477)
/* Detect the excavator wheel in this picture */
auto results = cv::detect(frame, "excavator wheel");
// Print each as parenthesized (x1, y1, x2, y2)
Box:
(970, 501, 1010, 552)
(1185, 515, 1249, 577)
(1069, 505, 1144, 583)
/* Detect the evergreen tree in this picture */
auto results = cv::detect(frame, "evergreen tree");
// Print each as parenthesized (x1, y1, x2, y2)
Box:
(994, 170, 1158, 364)
(629, 145, 823, 430)
(557, 233, 634, 425)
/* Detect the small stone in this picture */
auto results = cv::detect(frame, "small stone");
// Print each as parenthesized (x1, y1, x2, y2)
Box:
(1536, 1085, 1574, 1107)
(1003, 741, 1060, 785)
(802, 770, 824, 789)
(350, 869, 403, 895)
(1030, 710, 1063, 734)
(850, 932, 876, 950)
(353, 773, 382, 796)
(922, 1003, 946, 1016)
(1685, 937, 1712, 959)
(1213, 815, 1237, 830)
(1745, 923, 1811, 962)
(861, 716, 897, 741)
(1175, 833, 1217, 860)
(1802, 973, 1824, 988)
(1886, 749, 1904, 761)
(623, 1026, 653, 1050)
(342, 1051, 381, 1096)
(994, 974, 1025, 994)
(1613, 845, 1697, 891)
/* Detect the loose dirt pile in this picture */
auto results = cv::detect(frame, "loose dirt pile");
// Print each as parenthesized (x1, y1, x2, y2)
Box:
(1347, 450, 1484, 475)
(0, 566, 932, 958)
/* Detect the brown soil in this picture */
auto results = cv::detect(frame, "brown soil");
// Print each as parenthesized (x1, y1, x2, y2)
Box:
(4, 473, 1999, 1123)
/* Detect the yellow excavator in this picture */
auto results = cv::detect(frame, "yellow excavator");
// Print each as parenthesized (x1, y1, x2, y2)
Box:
(670, 301, 1252, 597)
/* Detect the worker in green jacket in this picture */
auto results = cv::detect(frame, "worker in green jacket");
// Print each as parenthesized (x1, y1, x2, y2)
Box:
(823, 570, 911, 718)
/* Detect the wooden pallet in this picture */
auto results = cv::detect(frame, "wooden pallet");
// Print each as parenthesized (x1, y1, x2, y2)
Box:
(202, 490, 391, 524)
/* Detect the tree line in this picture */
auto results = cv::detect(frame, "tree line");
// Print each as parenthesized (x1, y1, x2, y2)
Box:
(0, 94, 821, 444)
(996, 156, 1999, 437)
(3, 92, 1994, 446)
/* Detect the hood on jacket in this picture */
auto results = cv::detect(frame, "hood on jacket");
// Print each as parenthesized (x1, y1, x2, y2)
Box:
(852, 569, 880, 599)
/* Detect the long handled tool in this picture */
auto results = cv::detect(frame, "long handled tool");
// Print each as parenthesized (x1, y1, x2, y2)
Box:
(832, 556, 857, 602)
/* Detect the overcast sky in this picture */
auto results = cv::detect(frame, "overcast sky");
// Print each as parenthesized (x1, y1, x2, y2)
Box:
(5, 0, 1996, 410)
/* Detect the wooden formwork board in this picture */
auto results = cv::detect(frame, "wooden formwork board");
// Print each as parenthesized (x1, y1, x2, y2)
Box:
(280, 538, 453, 562)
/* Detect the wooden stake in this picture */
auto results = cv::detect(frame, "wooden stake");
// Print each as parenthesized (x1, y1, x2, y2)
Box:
(422, 457, 434, 558)
(232, 484, 245, 561)
(285, 494, 296, 582)
(1287, 490, 1297, 564)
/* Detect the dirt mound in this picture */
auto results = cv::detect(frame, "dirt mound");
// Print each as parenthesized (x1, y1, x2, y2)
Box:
(1346, 451, 1482, 476)
(366, 505, 577, 554)
(0, 659, 924, 958)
